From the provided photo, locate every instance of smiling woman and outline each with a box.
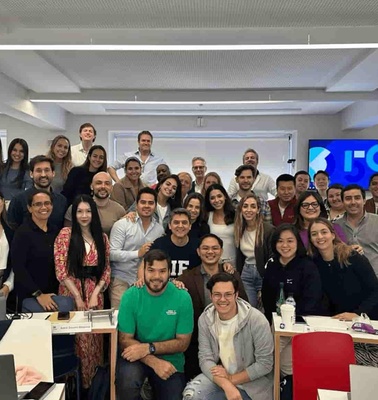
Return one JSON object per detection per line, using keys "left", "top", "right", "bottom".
{"left": 62, "top": 145, "right": 108, "bottom": 205}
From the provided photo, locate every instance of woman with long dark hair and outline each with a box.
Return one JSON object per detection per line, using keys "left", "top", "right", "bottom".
{"left": 47, "top": 135, "right": 73, "bottom": 194}
{"left": 294, "top": 190, "right": 346, "bottom": 248}
{"left": 0, "top": 138, "right": 32, "bottom": 201}
{"left": 54, "top": 194, "right": 110, "bottom": 389}
{"left": 205, "top": 183, "right": 236, "bottom": 265}
{"left": 234, "top": 192, "right": 274, "bottom": 307}
{"left": 183, "top": 192, "right": 210, "bottom": 239}
{"left": 62, "top": 145, "right": 107, "bottom": 205}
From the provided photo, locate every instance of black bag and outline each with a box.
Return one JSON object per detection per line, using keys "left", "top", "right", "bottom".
{"left": 88, "top": 364, "right": 110, "bottom": 400}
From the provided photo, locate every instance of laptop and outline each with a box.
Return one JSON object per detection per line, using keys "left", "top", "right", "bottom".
{"left": 350, "top": 364, "right": 378, "bottom": 400}
{"left": 0, "top": 295, "right": 7, "bottom": 321}
{"left": 0, "top": 354, "right": 27, "bottom": 400}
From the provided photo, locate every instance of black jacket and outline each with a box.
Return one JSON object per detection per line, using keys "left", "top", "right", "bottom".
{"left": 314, "top": 252, "right": 378, "bottom": 320}
{"left": 262, "top": 255, "right": 323, "bottom": 323}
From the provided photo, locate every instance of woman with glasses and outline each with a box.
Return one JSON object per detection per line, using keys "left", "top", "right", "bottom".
{"left": 11, "top": 190, "right": 59, "bottom": 311}
{"left": 0, "top": 138, "right": 32, "bottom": 202}
{"left": 234, "top": 193, "right": 274, "bottom": 307}
{"left": 205, "top": 184, "right": 236, "bottom": 266}
{"left": 111, "top": 156, "right": 144, "bottom": 211}
{"left": 326, "top": 184, "right": 346, "bottom": 222}
{"left": 0, "top": 191, "right": 14, "bottom": 299}
{"left": 294, "top": 190, "right": 346, "bottom": 248}
{"left": 62, "top": 145, "right": 108, "bottom": 206}
{"left": 54, "top": 194, "right": 110, "bottom": 390}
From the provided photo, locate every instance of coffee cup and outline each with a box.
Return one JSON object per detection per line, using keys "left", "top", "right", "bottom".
{"left": 280, "top": 304, "right": 295, "bottom": 329}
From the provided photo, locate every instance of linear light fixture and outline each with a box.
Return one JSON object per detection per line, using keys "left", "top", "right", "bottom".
{"left": 29, "top": 99, "right": 293, "bottom": 104}
{"left": 1, "top": 43, "right": 378, "bottom": 51}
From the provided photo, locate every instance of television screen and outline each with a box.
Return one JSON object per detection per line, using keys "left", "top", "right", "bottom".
{"left": 308, "top": 139, "right": 378, "bottom": 189}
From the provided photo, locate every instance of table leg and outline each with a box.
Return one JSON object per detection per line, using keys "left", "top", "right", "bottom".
{"left": 274, "top": 332, "right": 281, "bottom": 400}
{"left": 109, "top": 330, "right": 117, "bottom": 400}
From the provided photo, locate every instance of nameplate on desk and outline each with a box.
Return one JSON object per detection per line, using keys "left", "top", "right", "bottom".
{"left": 51, "top": 321, "right": 92, "bottom": 333}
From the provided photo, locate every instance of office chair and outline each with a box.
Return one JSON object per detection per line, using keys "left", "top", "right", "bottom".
{"left": 292, "top": 331, "right": 356, "bottom": 400}
{"left": 22, "top": 295, "right": 81, "bottom": 400}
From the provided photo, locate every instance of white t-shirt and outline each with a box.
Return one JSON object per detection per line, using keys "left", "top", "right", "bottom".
{"left": 216, "top": 312, "right": 238, "bottom": 374}
{"left": 240, "top": 229, "right": 256, "bottom": 264}
{"left": 208, "top": 212, "right": 236, "bottom": 264}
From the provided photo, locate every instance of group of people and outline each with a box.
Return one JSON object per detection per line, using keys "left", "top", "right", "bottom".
{"left": 0, "top": 125, "right": 378, "bottom": 400}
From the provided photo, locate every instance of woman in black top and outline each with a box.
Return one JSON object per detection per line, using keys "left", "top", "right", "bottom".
{"left": 62, "top": 145, "right": 107, "bottom": 205}
{"left": 183, "top": 193, "right": 210, "bottom": 240}
{"left": 12, "top": 189, "right": 59, "bottom": 311}
{"left": 262, "top": 223, "right": 322, "bottom": 324}
{"left": 308, "top": 217, "right": 378, "bottom": 320}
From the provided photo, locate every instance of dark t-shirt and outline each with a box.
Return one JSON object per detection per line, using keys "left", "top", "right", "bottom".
{"left": 150, "top": 235, "right": 201, "bottom": 277}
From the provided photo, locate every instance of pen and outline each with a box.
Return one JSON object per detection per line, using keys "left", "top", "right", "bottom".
{"left": 45, "top": 314, "right": 51, "bottom": 320}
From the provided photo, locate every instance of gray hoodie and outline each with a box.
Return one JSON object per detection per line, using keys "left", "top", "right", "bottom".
{"left": 198, "top": 298, "right": 274, "bottom": 400}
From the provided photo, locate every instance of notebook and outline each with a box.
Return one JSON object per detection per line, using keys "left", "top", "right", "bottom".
{"left": 350, "top": 364, "right": 378, "bottom": 400}
{"left": 0, "top": 354, "right": 27, "bottom": 400}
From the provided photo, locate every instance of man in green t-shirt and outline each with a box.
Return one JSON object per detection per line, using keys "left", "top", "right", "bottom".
{"left": 117, "top": 249, "right": 194, "bottom": 400}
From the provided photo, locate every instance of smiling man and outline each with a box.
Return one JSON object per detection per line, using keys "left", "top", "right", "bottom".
{"left": 117, "top": 249, "right": 193, "bottom": 400}
{"left": 109, "top": 187, "right": 164, "bottom": 308}
{"left": 109, "top": 131, "right": 166, "bottom": 187}
{"left": 8, "top": 155, "right": 67, "bottom": 230}
{"left": 71, "top": 122, "right": 96, "bottom": 166}
{"left": 183, "top": 272, "right": 274, "bottom": 400}
{"left": 336, "top": 184, "right": 378, "bottom": 276}
{"left": 294, "top": 170, "right": 310, "bottom": 199}
{"left": 177, "top": 234, "right": 248, "bottom": 380}
{"left": 64, "top": 172, "right": 126, "bottom": 236}
{"left": 149, "top": 208, "right": 201, "bottom": 277}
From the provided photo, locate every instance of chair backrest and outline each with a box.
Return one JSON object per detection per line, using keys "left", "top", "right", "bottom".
{"left": 22, "top": 295, "right": 75, "bottom": 313}
{"left": 292, "top": 332, "right": 356, "bottom": 400}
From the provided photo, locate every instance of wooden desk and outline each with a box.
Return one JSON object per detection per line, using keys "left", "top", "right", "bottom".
{"left": 272, "top": 314, "right": 378, "bottom": 400}
{"left": 32, "top": 311, "right": 118, "bottom": 400}
{"left": 317, "top": 389, "right": 349, "bottom": 400}
{"left": 20, "top": 383, "right": 65, "bottom": 400}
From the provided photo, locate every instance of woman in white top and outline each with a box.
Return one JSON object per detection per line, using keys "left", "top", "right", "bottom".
{"left": 155, "top": 174, "right": 182, "bottom": 229}
{"left": 234, "top": 193, "right": 274, "bottom": 307}
{"left": 0, "top": 191, "right": 14, "bottom": 298}
{"left": 47, "top": 135, "right": 73, "bottom": 194}
{"left": 205, "top": 184, "right": 236, "bottom": 265}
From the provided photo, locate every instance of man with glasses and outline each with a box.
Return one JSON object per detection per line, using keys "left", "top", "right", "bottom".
{"left": 182, "top": 272, "right": 274, "bottom": 400}
{"left": 177, "top": 234, "right": 247, "bottom": 380}
{"left": 108, "top": 131, "right": 166, "bottom": 187}
{"left": 8, "top": 155, "right": 67, "bottom": 229}
{"left": 189, "top": 157, "right": 207, "bottom": 194}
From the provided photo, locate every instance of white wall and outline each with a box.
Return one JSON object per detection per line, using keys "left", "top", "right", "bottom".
{"left": 0, "top": 113, "right": 348, "bottom": 178}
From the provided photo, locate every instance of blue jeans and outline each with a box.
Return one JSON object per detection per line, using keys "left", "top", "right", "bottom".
{"left": 241, "top": 263, "right": 262, "bottom": 308}
{"left": 116, "top": 356, "right": 186, "bottom": 400}
{"left": 182, "top": 373, "right": 252, "bottom": 400}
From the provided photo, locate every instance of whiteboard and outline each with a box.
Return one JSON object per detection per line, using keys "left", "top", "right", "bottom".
{"left": 110, "top": 131, "right": 292, "bottom": 186}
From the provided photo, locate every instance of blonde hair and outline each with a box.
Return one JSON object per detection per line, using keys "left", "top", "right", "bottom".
{"left": 307, "top": 218, "right": 352, "bottom": 267}
{"left": 234, "top": 193, "right": 264, "bottom": 248}
{"left": 47, "top": 135, "right": 73, "bottom": 181}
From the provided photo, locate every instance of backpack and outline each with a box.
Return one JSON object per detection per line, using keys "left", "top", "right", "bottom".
{"left": 88, "top": 364, "right": 110, "bottom": 400}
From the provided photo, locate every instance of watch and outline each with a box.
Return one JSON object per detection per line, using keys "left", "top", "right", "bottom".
{"left": 149, "top": 343, "right": 156, "bottom": 355}
{"left": 32, "top": 290, "right": 43, "bottom": 298}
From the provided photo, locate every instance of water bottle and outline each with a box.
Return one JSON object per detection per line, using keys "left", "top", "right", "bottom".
{"left": 276, "top": 282, "right": 285, "bottom": 316}
{"left": 285, "top": 293, "right": 296, "bottom": 322}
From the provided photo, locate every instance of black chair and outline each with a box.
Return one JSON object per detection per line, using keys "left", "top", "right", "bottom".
{"left": 22, "top": 296, "right": 81, "bottom": 400}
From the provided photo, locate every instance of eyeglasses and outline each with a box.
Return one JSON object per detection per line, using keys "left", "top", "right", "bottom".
{"left": 192, "top": 166, "right": 205, "bottom": 170}
{"left": 212, "top": 292, "right": 235, "bottom": 300}
{"left": 32, "top": 201, "right": 52, "bottom": 208}
{"left": 301, "top": 202, "right": 319, "bottom": 209}
{"left": 200, "top": 246, "right": 221, "bottom": 252}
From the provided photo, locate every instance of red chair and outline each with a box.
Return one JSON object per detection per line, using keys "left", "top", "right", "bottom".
{"left": 292, "top": 332, "right": 356, "bottom": 400}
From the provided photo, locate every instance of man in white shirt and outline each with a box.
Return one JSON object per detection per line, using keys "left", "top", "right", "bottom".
{"left": 182, "top": 272, "right": 274, "bottom": 400}
{"left": 228, "top": 148, "right": 276, "bottom": 201}
{"left": 108, "top": 131, "right": 166, "bottom": 187}
{"left": 109, "top": 187, "right": 164, "bottom": 308}
{"left": 189, "top": 157, "right": 207, "bottom": 193}
{"left": 70, "top": 123, "right": 96, "bottom": 166}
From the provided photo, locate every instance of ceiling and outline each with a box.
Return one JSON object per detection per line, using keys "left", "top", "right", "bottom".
{"left": 0, "top": 0, "right": 378, "bottom": 130}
